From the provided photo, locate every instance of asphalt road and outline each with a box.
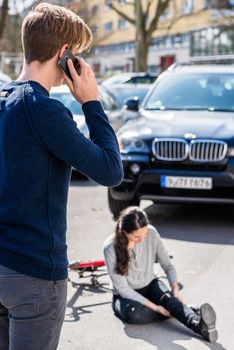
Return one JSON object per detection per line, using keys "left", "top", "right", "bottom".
{"left": 58, "top": 177, "right": 234, "bottom": 350}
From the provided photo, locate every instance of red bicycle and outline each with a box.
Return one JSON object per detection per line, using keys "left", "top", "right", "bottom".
{"left": 68, "top": 259, "right": 107, "bottom": 287}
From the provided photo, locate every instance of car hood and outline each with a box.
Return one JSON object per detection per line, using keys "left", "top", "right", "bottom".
{"left": 118, "top": 109, "right": 234, "bottom": 140}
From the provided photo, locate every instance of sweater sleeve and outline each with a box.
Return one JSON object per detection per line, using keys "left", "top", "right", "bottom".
{"left": 103, "top": 242, "right": 148, "bottom": 305}
{"left": 24, "top": 93, "right": 123, "bottom": 187}
{"left": 153, "top": 227, "right": 178, "bottom": 286}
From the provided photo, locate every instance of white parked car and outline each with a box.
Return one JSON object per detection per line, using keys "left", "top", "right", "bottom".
{"left": 0, "top": 72, "right": 11, "bottom": 86}
{"left": 50, "top": 85, "right": 123, "bottom": 138}
{"left": 50, "top": 85, "right": 88, "bottom": 137}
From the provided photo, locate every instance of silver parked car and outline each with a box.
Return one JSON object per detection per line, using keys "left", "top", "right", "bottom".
{"left": 101, "top": 72, "right": 157, "bottom": 86}
{"left": 50, "top": 84, "right": 123, "bottom": 138}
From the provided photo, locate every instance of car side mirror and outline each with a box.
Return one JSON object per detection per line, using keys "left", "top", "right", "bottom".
{"left": 124, "top": 97, "right": 139, "bottom": 112}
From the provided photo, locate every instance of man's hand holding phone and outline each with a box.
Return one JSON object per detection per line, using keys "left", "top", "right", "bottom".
{"left": 58, "top": 49, "right": 81, "bottom": 80}
{"left": 62, "top": 55, "right": 100, "bottom": 105}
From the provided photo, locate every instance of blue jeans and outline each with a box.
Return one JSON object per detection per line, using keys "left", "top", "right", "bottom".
{"left": 113, "top": 278, "right": 195, "bottom": 325}
{"left": 0, "top": 264, "right": 67, "bottom": 350}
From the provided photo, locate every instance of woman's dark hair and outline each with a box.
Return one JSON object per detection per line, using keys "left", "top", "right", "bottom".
{"left": 114, "top": 207, "right": 149, "bottom": 275}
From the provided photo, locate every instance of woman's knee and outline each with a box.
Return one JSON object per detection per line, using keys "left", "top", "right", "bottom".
{"left": 125, "top": 303, "right": 145, "bottom": 324}
{"left": 113, "top": 298, "right": 144, "bottom": 324}
{"left": 125, "top": 303, "right": 162, "bottom": 324}
{"left": 113, "top": 296, "right": 160, "bottom": 324}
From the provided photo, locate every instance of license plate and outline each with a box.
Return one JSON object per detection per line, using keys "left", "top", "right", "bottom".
{"left": 160, "top": 176, "right": 212, "bottom": 190}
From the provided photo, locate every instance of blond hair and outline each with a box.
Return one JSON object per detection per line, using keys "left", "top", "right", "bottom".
{"left": 22, "top": 2, "right": 92, "bottom": 63}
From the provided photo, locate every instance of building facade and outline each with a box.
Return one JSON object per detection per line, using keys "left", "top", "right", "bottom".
{"left": 80, "top": 0, "right": 234, "bottom": 75}
{"left": 2, "top": 0, "right": 234, "bottom": 78}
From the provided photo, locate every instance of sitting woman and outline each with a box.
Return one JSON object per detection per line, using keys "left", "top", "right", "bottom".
{"left": 103, "top": 207, "right": 218, "bottom": 343}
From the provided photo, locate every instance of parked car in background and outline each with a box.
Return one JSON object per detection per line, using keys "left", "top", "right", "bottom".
{"left": 106, "top": 83, "right": 151, "bottom": 107}
{"left": 108, "top": 64, "right": 234, "bottom": 217}
{"left": 105, "top": 83, "right": 152, "bottom": 124}
{"left": 50, "top": 84, "right": 123, "bottom": 177}
{"left": 50, "top": 84, "right": 123, "bottom": 138}
{"left": 101, "top": 72, "right": 157, "bottom": 86}
{"left": 50, "top": 83, "right": 152, "bottom": 135}
{"left": 0, "top": 72, "right": 11, "bottom": 86}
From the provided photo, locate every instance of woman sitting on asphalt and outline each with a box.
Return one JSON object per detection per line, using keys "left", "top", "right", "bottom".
{"left": 103, "top": 207, "right": 218, "bottom": 343}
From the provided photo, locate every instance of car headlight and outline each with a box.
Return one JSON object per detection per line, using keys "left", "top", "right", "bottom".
{"left": 228, "top": 147, "right": 234, "bottom": 156}
{"left": 118, "top": 137, "right": 148, "bottom": 153}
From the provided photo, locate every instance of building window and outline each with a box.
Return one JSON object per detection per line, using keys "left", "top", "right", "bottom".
{"left": 104, "top": 3, "right": 110, "bottom": 11}
{"left": 91, "top": 4, "right": 98, "bottom": 16}
{"left": 160, "top": 7, "right": 170, "bottom": 20}
{"left": 104, "top": 21, "right": 113, "bottom": 32}
{"left": 182, "top": 0, "right": 194, "bottom": 14}
{"left": 212, "top": 28, "right": 220, "bottom": 54}
{"left": 172, "top": 34, "right": 182, "bottom": 46}
{"left": 119, "top": 0, "right": 127, "bottom": 5}
{"left": 118, "top": 19, "right": 128, "bottom": 29}
{"left": 204, "top": 0, "right": 234, "bottom": 8}
{"left": 191, "top": 26, "right": 234, "bottom": 57}
{"left": 203, "top": 0, "right": 216, "bottom": 8}
{"left": 182, "top": 33, "right": 190, "bottom": 46}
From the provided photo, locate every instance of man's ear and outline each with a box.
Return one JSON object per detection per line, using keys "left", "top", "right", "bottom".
{"left": 58, "top": 44, "right": 69, "bottom": 59}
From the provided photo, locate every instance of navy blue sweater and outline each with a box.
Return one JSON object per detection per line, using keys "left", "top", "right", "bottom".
{"left": 0, "top": 80, "right": 123, "bottom": 280}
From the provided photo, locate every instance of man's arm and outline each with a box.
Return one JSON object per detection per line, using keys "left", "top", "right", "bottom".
{"left": 25, "top": 95, "right": 123, "bottom": 187}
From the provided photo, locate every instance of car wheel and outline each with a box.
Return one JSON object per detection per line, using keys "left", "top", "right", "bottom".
{"left": 108, "top": 188, "right": 139, "bottom": 218}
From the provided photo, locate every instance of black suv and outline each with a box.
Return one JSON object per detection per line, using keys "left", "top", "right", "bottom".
{"left": 108, "top": 64, "right": 234, "bottom": 217}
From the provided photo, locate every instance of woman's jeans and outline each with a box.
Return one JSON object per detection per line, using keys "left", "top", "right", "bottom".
{"left": 112, "top": 278, "right": 196, "bottom": 326}
{"left": 0, "top": 264, "right": 67, "bottom": 350}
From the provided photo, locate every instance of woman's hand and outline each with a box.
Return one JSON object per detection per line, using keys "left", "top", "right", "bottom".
{"left": 144, "top": 300, "right": 171, "bottom": 317}
{"left": 156, "top": 305, "right": 171, "bottom": 317}
{"left": 171, "top": 281, "right": 183, "bottom": 302}
{"left": 172, "top": 289, "right": 183, "bottom": 302}
{"left": 64, "top": 57, "right": 100, "bottom": 105}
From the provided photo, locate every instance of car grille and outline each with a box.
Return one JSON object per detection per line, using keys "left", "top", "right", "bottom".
{"left": 152, "top": 138, "right": 188, "bottom": 161}
{"left": 152, "top": 138, "right": 227, "bottom": 162}
{"left": 189, "top": 140, "right": 227, "bottom": 162}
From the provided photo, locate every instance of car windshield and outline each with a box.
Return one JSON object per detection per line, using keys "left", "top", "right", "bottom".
{"left": 100, "top": 88, "right": 119, "bottom": 110}
{"left": 50, "top": 92, "right": 83, "bottom": 115}
{"left": 102, "top": 75, "right": 131, "bottom": 85}
{"left": 128, "top": 76, "right": 156, "bottom": 84}
{"left": 145, "top": 73, "right": 234, "bottom": 112}
{"left": 109, "top": 86, "right": 149, "bottom": 106}
{"left": 103, "top": 74, "right": 156, "bottom": 85}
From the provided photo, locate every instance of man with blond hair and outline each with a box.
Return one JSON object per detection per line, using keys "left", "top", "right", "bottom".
{"left": 0, "top": 3, "right": 123, "bottom": 349}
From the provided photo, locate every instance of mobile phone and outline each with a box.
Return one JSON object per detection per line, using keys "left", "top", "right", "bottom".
{"left": 58, "top": 49, "right": 81, "bottom": 81}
